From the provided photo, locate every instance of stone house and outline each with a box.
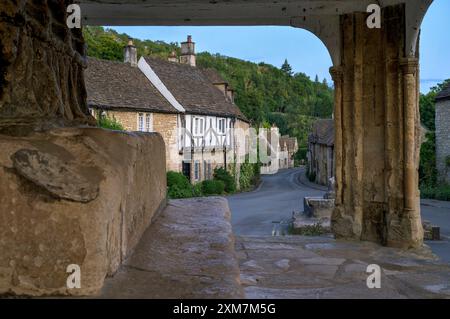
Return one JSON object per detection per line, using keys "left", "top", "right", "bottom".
{"left": 307, "top": 119, "right": 335, "bottom": 185}
{"left": 85, "top": 36, "right": 250, "bottom": 184}
{"left": 260, "top": 126, "right": 298, "bottom": 174}
{"left": 435, "top": 82, "right": 450, "bottom": 184}
{"left": 279, "top": 135, "right": 298, "bottom": 169}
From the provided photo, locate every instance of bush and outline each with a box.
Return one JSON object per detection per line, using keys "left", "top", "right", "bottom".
{"left": 421, "top": 184, "right": 450, "bottom": 201}
{"left": 419, "top": 132, "right": 437, "bottom": 188}
{"left": 167, "top": 171, "right": 193, "bottom": 199}
{"left": 192, "top": 182, "right": 203, "bottom": 197}
{"left": 307, "top": 169, "right": 316, "bottom": 183}
{"left": 98, "top": 116, "right": 124, "bottom": 130}
{"left": 239, "top": 162, "right": 260, "bottom": 191}
{"left": 167, "top": 171, "right": 190, "bottom": 189}
{"left": 202, "top": 180, "right": 225, "bottom": 195}
{"left": 168, "top": 184, "right": 193, "bottom": 199}
{"left": 213, "top": 167, "right": 236, "bottom": 193}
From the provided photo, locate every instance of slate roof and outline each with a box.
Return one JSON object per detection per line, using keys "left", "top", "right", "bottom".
{"left": 309, "top": 119, "right": 334, "bottom": 147}
{"left": 143, "top": 56, "right": 247, "bottom": 121}
{"left": 85, "top": 58, "right": 178, "bottom": 113}
{"left": 200, "top": 68, "right": 228, "bottom": 85}
{"left": 436, "top": 82, "right": 450, "bottom": 102}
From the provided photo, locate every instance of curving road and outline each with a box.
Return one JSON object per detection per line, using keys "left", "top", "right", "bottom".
{"left": 228, "top": 167, "right": 325, "bottom": 236}
{"left": 229, "top": 167, "right": 450, "bottom": 263}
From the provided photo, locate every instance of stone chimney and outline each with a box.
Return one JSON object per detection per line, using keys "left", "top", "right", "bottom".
{"left": 180, "top": 35, "right": 196, "bottom": 67}
{"left": 168, "top": 50, "right": 178, "bottom": 63}
{"left": 124, "top": 38, "right": 137, "bottom": 67}
{"left": 226, "top": 87, "right": 235, "bottom": 103}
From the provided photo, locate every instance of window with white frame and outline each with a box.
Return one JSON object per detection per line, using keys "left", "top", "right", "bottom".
{"left": 218, "top": 118, "right": 226, "bottom": 134}
{"left": 138, "top": 113, "right": 144, "bottom": 131}
{"left": 145, "top": 113, "right": 152, "bottom": 132}
{"left": 138, "top": 113, "right": 152, "bottom": 132}
{"left": 194, "top": 117, "right": 204, "bottom": 136}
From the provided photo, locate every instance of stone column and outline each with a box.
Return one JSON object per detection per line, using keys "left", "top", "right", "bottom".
{"left": 384, "top": 57, "right": 424, "bottom": 248}
{"left": 330, "top": 66, "right": 343, "bottom": 206}
{"left": 332, "top": 4, "right": 423, "bottom": 248}
{"left": 401, "top": 58, "right": 419, "bottom": 211}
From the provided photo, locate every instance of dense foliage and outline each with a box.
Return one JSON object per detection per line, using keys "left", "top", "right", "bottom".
{"left": 201, "top": 180, "right": 225, "bottom": 195}
{"left": 98, "top": 116, "right": 125, "bottom": 131}
{"left": 167, "top": 171, "right": 193, "bottom": 199}
{"left": 213, "top": 167, "right": 236, "bottom": 193}
{"left": 239, "top": 162, "right": 260, "bottom": 191}
{"left": 83, "top": 26, "right": 334, "bottom": 157}
{"left": 419, "top": 79, "right": 450, "bottom": 200}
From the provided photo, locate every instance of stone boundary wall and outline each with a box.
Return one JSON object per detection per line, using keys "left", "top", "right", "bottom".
{"left": 0, "top": 128, "right": 167, "bottom": 296}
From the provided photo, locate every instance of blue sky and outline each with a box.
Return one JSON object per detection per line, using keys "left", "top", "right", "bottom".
{"left": 109, "top": 0, "right": 449, "bottom": 93}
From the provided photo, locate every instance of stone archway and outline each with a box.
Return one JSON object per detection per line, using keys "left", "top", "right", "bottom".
{"left": 80, "top": 0, "right": 433, "bottom": 248}
{"left": 0, "top": 0, "right": 435, "bottom": 296}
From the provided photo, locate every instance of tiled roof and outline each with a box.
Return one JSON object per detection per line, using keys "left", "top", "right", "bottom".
{"left": 436, "top": 82, "right": 450, "bottom": 101}
{"left": 85, "top": 58, "right": 178, "bottom": 113}
{"left": 309, "top": 119, "right": 334, "bottom": 146}
{"left": 143, "top": 56, "right": 247, "bottom": 121}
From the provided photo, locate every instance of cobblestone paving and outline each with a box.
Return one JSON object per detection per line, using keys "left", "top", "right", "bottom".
{"left": 236, "top": 235, "right": 450, "bottom": 299}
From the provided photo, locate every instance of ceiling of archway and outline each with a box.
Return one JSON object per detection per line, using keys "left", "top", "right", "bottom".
{"left": 77, "top": 0, "right": 432, "bottom": 64}
{"left": 79, "top": 0, "right": 419, "bottom": 26}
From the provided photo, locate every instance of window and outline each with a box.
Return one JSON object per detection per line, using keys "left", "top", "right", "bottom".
{"left": 194, "top": 117, "right": 204, "bottom": 136}
{"left": 138, "top": 113, "right": 144, "bottom": 131}
{"left": 218, "top": 118, "right": 226, "bottom": 134}
{"left": 138, "top": 113, "right": 152, "bottom": 132}
{"left": 194, "top": 161, "right": 200, "bottom": 180}
{"left": 145, "top": 114, "right": 152, "bottom": 132}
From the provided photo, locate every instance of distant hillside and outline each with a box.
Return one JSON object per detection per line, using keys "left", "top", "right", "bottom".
{"left": 83, "top": 26, "right": 334, "bottom": 151}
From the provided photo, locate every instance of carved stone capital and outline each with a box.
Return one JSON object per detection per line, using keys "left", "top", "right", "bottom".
{"left": 329, "top": 66, "right": 344, "bottom": 82}
{"left": 400, "top": 58, "right": 419, "bottom": 75}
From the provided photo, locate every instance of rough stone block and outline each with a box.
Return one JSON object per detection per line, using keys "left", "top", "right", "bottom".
{"left": 303, "top": 197, "right": 335, "bottom": 219}
{"left": 0, "top": 127, "right": 167, "bottom": 296}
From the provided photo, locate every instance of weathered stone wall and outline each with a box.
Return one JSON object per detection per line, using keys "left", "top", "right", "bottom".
{"left": 436, "top": 99, "right": 450, "bottom": 184}
{"left": 105, "top": 110, "right": 139, "bottom": 132}
{"left": 309, "top": 142, "right": 334, "bottom": 186}
{"left": 153, "top": 113, "right": 180, "bottom": 172}
{"left": 0, "top": 127, "right": 167, "bottom": 296}
{"left": 0, "top": 0, "right": 95, "bottom": 132}
{"left": 331, "top": 4, "right": 423, "bottom": 248}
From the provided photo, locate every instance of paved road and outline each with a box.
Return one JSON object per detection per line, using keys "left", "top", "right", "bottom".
{"left": 228, "top": 167, "right": 450, "bottom": 263}
{"left": 228, "top": 168, "right": 325, "bottom": 236}
{"left": 421, "top": 200, "right": 450, "bottom": 263}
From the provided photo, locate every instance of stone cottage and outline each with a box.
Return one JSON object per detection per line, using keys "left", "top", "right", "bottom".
{"left": 435, "top": 82, "right": 450, "bottom": 184}
{"left": 279, "top": 135, "right": 298, "bottom": 169}
{"left": 85, "top": 36, "right": 250, "bottom": 184}
{"left": 307, "top": 119, "right": 335, "bottom": 185}
{"left": 260, "top": 125, "right": 298, "bottom": 174}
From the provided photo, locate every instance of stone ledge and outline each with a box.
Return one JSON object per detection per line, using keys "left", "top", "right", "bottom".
{"left": 0, "top": 127, "right": 167, "bottom": 296}
{"left": 100, "top": 197, "right": 244, "bottom": 299}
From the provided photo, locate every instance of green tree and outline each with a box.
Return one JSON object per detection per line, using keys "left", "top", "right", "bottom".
{"left": 281, "top": 59, "right": 293, "bottom": 76}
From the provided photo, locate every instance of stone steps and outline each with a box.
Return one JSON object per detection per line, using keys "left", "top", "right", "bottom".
{"left": 100, "top": 197, "right": 244, "bottom": 298}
